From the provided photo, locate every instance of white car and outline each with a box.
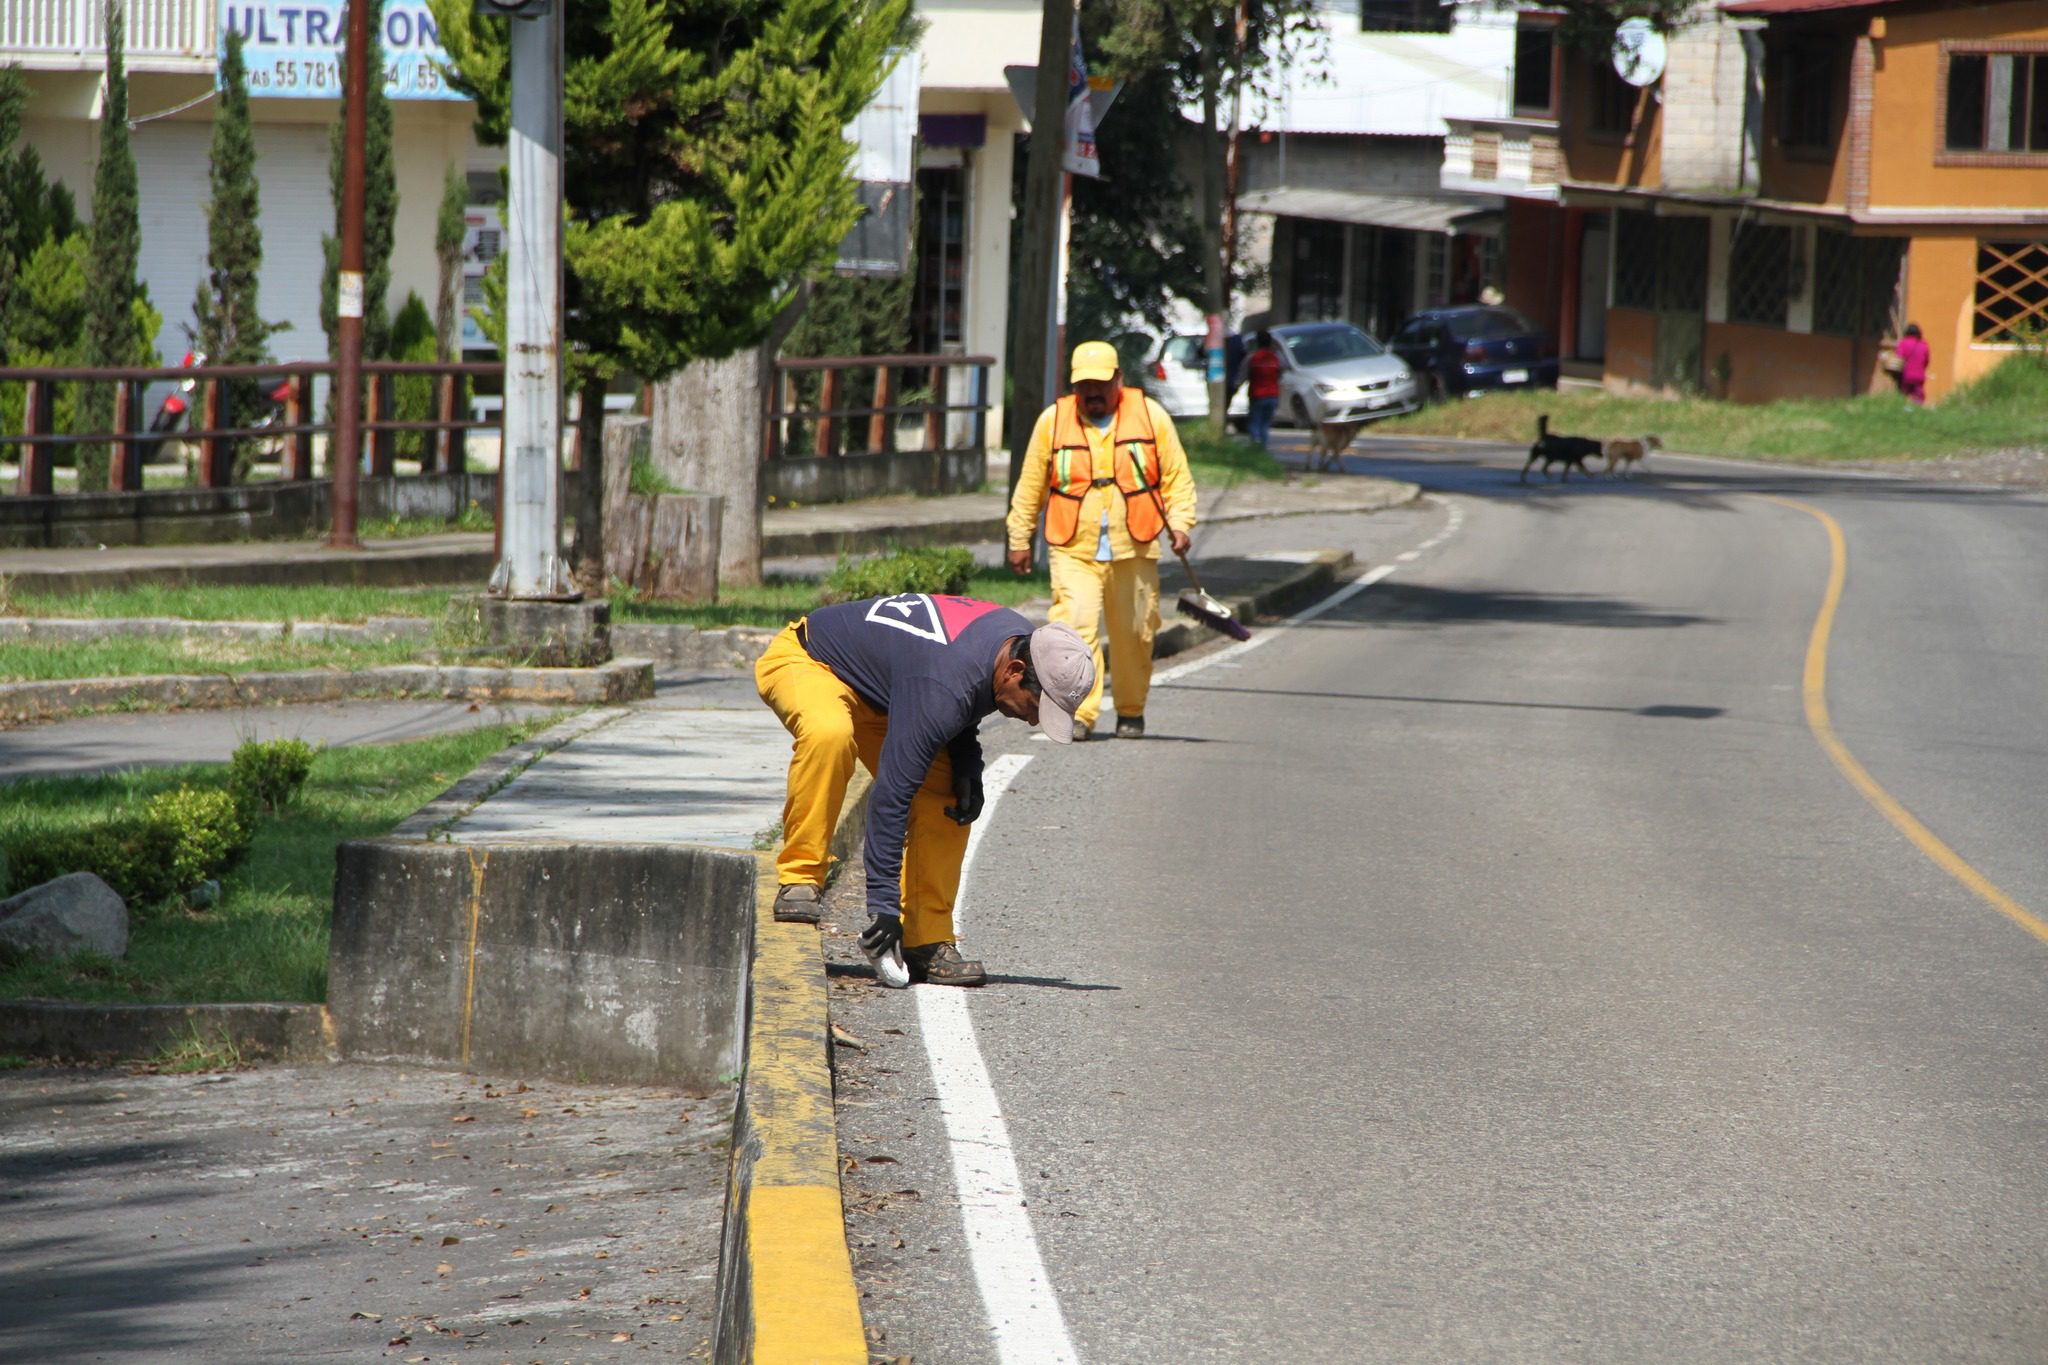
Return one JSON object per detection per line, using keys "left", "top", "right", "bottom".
{"left": 1227, "top": 322, "right": 1419, "bottom": 428}
{"left": 1136, "top": 334, "right": 1213, "bottom": 419}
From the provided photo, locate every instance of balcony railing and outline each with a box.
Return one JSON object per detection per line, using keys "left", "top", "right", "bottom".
{"left": 0, "top": 0, "right": 216, "bottom": 69}
{"left": 1443, "top": 117, "right": 1562, "bottom": 200}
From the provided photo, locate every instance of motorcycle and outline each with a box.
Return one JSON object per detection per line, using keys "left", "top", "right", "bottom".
{"left": 145, "top": 349, "right": 204, "bottom": 462}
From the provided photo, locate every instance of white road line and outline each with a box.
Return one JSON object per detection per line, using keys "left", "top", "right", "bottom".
{"left": 1155, "top": 496, "right": 1465, "bottom": 687}
{"left": 917, "top": 752, "right": 1080, "bottom": 1365}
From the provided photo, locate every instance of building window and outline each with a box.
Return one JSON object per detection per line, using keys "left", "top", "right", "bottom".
{"left": 1727, "top": 223, "right": 1790, "bottom": 328}
{"left": 1589, "top": 59, "right": 1640, "bottom": 138}
{"left": 1813, "top": 230, "right": 1906, "bottom": 338}
{"left": 1945, "top": 50, "right": 2048, "bottom": 153}
{"left": 1775, "top": 36, "right": 1843, "bottom": 152}
{"left": 1514, "top": 23, "right": 1558, "bottom": 118}
{"left": 1973, "top": 240, "right": 2048, "bottom": 343}
{"left": 1360, "top": 0, "right": 1452, "bottom": 34}
{"left": 911, "top": 166, "right": 966, "bottom": 353}
{"left": 1291, "top": 219, "right": 1346, "bottom": 322}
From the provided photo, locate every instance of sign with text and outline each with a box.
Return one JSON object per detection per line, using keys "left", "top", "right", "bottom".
{"left": 221, "top": 2, "right": 463, "bottom": 100}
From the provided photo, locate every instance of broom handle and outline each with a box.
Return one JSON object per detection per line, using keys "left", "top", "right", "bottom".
{"left": 1144, "top": 486, "right": 1205, "bottom": 594}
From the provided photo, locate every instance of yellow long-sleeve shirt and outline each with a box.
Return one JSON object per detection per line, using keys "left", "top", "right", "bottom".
{"left": 1005, "top": 393, "right": 1198, "bottom": 560}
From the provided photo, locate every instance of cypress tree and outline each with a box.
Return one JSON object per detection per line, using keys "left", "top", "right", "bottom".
{"left": 322, "top": 2, "right": 397, "bottom": 361}
{"left": 193, "top": 28, "right": 279, "bottom": 477}
{"left": 433, "top": 164, "right": 465, "bottom": 361}
{"left": 77, "top": 0, "right": 144, "bottom": 489}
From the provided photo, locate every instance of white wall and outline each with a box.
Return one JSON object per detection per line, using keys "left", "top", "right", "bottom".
{"left": 915, "top": 0, "right": 1043, "bottom": 92}
{"left": 1248, "top": 0, "right": 1514, "bottom": 137}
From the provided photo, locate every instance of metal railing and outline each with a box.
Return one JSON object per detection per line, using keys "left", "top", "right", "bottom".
{"left": 0, "top": 0, "right": 215, "bottom": 66}
{"left": 0, "top": 360, "right": 501, "bottom": 495}
{"left": 769, "top": 354, "right": 993, "bottom": 461}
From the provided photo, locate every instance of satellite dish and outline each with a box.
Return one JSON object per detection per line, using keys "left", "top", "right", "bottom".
{"left": 1612, "top": 18, "right": 1668, "bottom": 87}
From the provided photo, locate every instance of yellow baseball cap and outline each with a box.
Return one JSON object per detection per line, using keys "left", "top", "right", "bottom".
{"left": 1069, "top": 340, "right": 1121, "bottom": 384}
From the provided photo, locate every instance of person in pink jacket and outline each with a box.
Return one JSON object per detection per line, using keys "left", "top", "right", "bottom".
{"left": 1896, "top": 323, "right": 1931, "bottom": 405}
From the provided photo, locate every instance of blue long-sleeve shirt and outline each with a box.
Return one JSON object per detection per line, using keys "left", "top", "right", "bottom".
{"left": 800, "top": 593, "right": 1034, "bottom": 919}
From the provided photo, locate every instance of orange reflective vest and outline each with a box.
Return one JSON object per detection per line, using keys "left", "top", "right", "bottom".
{"left": 1043, "top": 388, "right": 1166, "bottom": 548}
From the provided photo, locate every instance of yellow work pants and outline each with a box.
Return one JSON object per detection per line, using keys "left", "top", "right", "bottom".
{"left": 1049, "top": 553, "right": 1161, "bottom": 728}
{"left": 754, "top": 624, "right": 969, "bottom": 950}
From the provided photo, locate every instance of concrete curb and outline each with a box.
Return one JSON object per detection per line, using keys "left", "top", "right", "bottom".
{"left": 0, "top": 543, "right": 496, "bottom": 596}
{"left": 0, "top": 999, "right": 333, "bottom": 1064}
{"left": 0, "top": 656, "right": 655, "bottom": 725}
{"left": 0, "top": 615, "right": 435, "bottom": 644}
{"left": 764, "top": 514, "right": 1008, "bottom": 561}
{"left": 714, "top": 768, "right": 874, "bottom": 1365}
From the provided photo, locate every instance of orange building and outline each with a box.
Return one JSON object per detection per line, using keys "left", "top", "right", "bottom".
{"left": 1460, "top": 0, "right": 2048, "bottom": 403}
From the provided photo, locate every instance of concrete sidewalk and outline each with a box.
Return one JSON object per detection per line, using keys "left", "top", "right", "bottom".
{"left": 0, "top": 467, "right": 1416, "bottom": 593}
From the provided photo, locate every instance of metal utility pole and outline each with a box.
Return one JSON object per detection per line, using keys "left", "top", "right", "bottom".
{"left": 494, "top": 0, "right": 570, "bottom": 599}
{"left": 329, "top": 0, "right": 368, "bottom": 549}
{"left": 1007, "top": 0, "right": 1075, "bottom": 495}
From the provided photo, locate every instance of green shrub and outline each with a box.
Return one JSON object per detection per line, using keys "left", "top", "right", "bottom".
{"left": 5, "top": 785, "right": 250, "bottom": 910}
{"left": 229, "top": 737, "right": 315, "bottom": 819}
{"left": 145, "top": 786, "right": 250, "bottom": 892}
{"left": 628, "top": 453, "right": 683, "bottom": 498}
{"left": 388, "top": 291, "right": 437, "bottom": 459}
{"left": 820, "top": 545, "right": 976, "bottom": 604}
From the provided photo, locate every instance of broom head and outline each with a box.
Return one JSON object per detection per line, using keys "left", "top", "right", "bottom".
{"left": 1177, "top": 588, "right": 1252, "bottom": 641}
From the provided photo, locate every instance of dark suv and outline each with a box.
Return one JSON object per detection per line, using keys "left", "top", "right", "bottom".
{"left": 1389, "top": 305, "right": 1559, "bottom": 401}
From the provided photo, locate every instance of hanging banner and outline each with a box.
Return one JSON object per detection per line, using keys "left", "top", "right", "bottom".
{"left": 221, "top": 2, "right": 464, "bottom": 101}
{"left": 1062, "top": 17, "right": 1099, "bottom": 179}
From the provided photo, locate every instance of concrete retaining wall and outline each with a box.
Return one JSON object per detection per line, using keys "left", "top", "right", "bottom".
{"left": 0, "top": 472, "right": 502, "bottom": 549}
{"left": 763, "top": 448, "right": 984, "bottom": 507}
{"left": 327, "top": 840, "right": 755, "bottom": 1090}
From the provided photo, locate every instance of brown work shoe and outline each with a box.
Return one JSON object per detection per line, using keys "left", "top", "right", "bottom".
{"left": 772, "top": 883, "right": 822, "bottom": 924}
{"left": 904, "top": 941, "right": 987, "bottom": 986}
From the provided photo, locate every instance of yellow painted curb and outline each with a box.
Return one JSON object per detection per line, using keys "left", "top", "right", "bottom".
{"left": 714, "top": 768, "right": 873, "bottom": 1365}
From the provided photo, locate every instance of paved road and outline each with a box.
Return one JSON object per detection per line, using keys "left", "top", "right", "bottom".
{"left": 828, "top": 441, "right": 2048, "bottom": 1362}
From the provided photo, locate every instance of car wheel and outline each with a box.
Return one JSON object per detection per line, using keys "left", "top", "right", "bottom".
{"left": 1425, "top": 373, "right": 1448, "bottom": 405}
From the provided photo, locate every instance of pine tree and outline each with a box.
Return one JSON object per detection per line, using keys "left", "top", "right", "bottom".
{"left": 322, "top": 3, "right": 397, "bottom": 361}
{"left": 75, "top": 0, "right": 146, "bottom": 488}
{"left": 433, "top": 164, "right": 466, "bottom": 361}
{"left": 432, "top": 0, "right": 912, "bottom": 589}
{"left": 193, "top": 28, "right": 279, "bottom": 479}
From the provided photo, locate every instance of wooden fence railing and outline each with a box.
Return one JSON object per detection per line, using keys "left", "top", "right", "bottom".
{"left": 0, "top": 360, "right": 501, "bottom": 495}
{"left": 768, "top": 354, "right": 993, "bottom": 462}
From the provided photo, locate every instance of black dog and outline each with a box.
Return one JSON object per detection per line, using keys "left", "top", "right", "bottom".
{"left": 1520, "top": 414, "right": 1604, "bottom": 483}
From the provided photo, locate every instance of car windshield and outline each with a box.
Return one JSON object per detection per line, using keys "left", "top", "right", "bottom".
{"left": 1446, "top": 308, "right": 1536, "bottom": 341}
{"left": 1281, "top": 325, "right": 1383, "bottom": 366}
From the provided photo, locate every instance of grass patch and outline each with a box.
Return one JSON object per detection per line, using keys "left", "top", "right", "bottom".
{"left": 1376, "top": 352, "right": 2048, "bottom": 462}
{"left": 1178, "top": 420, "right": 1287, "bottom": 488}
{"left": 613, "top": 562, "right": 1051, "bottom": 629}
{"left": 0, "top": 633, "right": 448, "bottom": 683}
{"left": 0, "top": 720, "right": 548, "bottom": 1004}
{"left": 356, "top": 500, "right": 495, "bottom": 540}
{"left": 2, "top": 582, "right": 455, "bottom": 623}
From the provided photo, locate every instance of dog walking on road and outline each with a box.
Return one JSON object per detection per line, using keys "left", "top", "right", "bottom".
{"left": 1521, "top": 414, "right": 1604, "bottom": 483}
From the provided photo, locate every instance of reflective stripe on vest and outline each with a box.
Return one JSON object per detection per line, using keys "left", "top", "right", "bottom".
{"left": 1044, "top": 389, "right": 1166, "bottom": 547}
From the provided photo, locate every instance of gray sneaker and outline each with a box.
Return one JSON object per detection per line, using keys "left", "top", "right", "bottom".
{"left": 1072, "top": 718, "right": 1093, "bottom": 742}
{"left": 772, "top": 883, "right": 822, "bottom": 924}
{"left": 905, "top": 941, "right": 987, "bottom": 987}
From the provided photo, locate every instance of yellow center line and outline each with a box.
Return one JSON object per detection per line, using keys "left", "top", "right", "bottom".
{"left": 1764, "top": 495, "right": 2048, "bottom": 946}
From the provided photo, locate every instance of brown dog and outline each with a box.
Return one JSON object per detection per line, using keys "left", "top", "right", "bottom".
{"left": 1307, "top": 420, "right": 1366, "bottom": 472}
{"left": 1602, "top": 434, "right": 1663, "bottom": 478}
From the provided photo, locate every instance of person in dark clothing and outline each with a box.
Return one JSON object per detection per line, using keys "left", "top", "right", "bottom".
{"left": 755, "top": 594, "right": 1095, "bottom": 986}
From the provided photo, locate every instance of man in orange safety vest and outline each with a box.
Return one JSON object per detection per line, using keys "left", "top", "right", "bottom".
{"left": 1006, "top": 340, "right": 1199, "bottom": 740}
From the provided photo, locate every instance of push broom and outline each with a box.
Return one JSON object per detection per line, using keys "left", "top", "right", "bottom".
{"left": 1149, "top": 489, "right": 1251, "bottom": 641}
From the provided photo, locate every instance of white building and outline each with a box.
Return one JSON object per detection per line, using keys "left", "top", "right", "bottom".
{"left": 3, "top": 0, "right": 487, "bottom": 375}
{"left": 1234, "top": 0, "right": 1517, "bottom": 337}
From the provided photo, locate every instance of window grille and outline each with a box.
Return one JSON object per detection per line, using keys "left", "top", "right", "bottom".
{"left": 1727, "top": 222, "right": 1789, "bottom": 328}
{"left": 1973, "top": 240, "right": 2048, "bottom": 343}
{"left": 1657, "top": 216, "right": 1708, "bottom": 313}
{"left": 1612, "top": 210, "right": 1658, "bottom": 310}
{"left": 1814, "top": 231, "right": 1905, "bottom": 337}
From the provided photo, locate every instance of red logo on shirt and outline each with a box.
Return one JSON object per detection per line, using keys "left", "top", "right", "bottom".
{"left": 864, "top": 593, "right": 1002, "bottom": 644}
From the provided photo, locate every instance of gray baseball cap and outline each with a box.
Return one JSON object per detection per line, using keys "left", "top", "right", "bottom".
{"left": 1028, "top": 621, "right": 1095, "bottom": 743}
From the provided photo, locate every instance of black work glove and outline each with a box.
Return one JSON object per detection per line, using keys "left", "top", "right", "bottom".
{"left": 945, "top": 762, "right": 985, "bottom": 826}
{"left": 858, "top": 912, "right": 903, "bottom": 959}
